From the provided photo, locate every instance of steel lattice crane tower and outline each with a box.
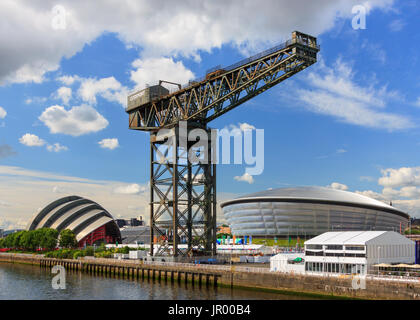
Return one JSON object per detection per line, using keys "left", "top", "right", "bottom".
{"left": 126, "top": 31, "right": 319, "bottom": 259}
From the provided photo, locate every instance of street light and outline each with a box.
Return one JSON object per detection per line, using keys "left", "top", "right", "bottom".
{"left": 377, "top": 246, "right": 381, "bottom": 276}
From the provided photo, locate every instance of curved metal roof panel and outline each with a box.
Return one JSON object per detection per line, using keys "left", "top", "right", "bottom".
{"left": 75, "top": 216, "right": 114, "bottom": 242}
{"left": 221, "top": 186, "right": 408, "bottom": 217}
{"left": 27, "top": 196, "right": 119, "bottom": 243}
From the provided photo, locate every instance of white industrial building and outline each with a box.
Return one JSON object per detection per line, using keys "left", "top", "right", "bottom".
{"left": 303, "top": 231, "right": 415, "bottom": 275}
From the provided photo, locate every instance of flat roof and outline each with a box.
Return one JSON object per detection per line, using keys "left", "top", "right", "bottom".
{"left": 305, "top": 231, "right": 387, "bottom": 245}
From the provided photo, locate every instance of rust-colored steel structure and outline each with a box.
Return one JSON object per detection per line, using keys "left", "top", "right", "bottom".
{"left": 126, "top": 31, "right": 319, "bottom": 258}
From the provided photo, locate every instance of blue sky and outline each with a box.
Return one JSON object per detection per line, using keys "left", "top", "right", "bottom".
{"left": 1, "top": 0, "right": 420, "bottom": 229}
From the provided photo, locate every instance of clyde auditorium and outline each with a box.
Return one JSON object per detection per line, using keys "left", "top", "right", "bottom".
{"left": 221, "top": 186, "right": 410, "bottom": 238}
{"left": 27, "top": 196, "right": 121, "bottom": 247}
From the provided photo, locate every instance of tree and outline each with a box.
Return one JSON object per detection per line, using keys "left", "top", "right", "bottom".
{"left": 39, "top": 228, "right": 59, "bottom": 250}
{"left": 59, "top": 229, "right": 78, "bottom": 248}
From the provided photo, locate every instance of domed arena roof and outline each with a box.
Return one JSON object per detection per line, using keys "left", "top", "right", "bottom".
{"left": 221, "top": 186, "right": 408, "bottom": 218}
{"left": 27, "top": 195, "right": 120, "bottom": 242}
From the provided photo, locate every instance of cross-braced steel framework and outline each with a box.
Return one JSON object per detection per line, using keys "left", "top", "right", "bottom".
{"left": 150, "top": 124, "right": 216, "bottom": 257}
{"left": 126, "top": 31, "right": 319, "bottom": 257}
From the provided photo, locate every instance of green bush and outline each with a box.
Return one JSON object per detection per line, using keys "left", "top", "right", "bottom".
{"left": 84, "top": 246, "right": 94, "bottom": 256}
{"left": 115, "top": 246, "right": 129, "bottom": 254}
{"left": 73, "top": 250, "right": 84, "bottom": 259}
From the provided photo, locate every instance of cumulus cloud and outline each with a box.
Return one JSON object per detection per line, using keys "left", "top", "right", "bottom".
{"left": 56, "top": 75, "right": 81, "bottom": 86}
{"left": 221, "top": 122, "right": 257, "bottom": 136}
{"left": 46, "top": 143, "right": 68, "bottom": 152}
{"left": 114, "top": 183, "right": 146, "bottom": 195}
{"left": 356, "top": 166, "right": 420, "bottom": 217}
{"left": 56, "top": 86, "right": 72, "bottom": 104}
{"left": 327, "top": 182, "right": 348, "bottom": 191}
{"left": 239, "top": 123, "right": 256, "bottom": 131}
{"left": 98, "top": 138, "right": 119, "bottom": 150}
{"left": 39, "top": 104, "right": 109, "bottom": 136}
{"left": 0, "top": 0, "right": 394, "bottom": 85}
{"left": 19, "top": 133, "right": 46, "bottom": 147}
{"left": 288, "top": 59, "right": 413, "bottom": 131}
{"left": 0, "top": 106, "right": 6, "bottom": 119}
{"left": 130, "top": 57, "right": 195, "bottom": 91}
{"left": 378, "top": 167, "right": 420, "bottom": 188}
{"left": 234, "top": 172, "right": 254, "bottom": 184}
{"left": 78, "top": 77, "right": 127, "bottom": 107}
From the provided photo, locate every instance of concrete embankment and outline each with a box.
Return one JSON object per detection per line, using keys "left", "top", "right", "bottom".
{"left": 1, "top": 252, "right": 420, "bottom": 299}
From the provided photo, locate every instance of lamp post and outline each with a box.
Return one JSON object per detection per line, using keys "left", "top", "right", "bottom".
{"left": 377, "top": 246, "right": 381, "bottom": 276}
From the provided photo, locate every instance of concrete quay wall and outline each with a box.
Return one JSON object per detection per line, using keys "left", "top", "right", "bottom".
{"left": 1, "top": 252, "right": 420, "bottom": 299}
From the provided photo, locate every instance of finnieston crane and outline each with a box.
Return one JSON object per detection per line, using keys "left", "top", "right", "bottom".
{"left": 126, "top": 31, "right": 319, "bottom": 260}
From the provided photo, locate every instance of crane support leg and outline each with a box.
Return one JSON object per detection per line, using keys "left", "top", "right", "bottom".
{"left": 149, "top": 122, "right": 217, "bottom": 258}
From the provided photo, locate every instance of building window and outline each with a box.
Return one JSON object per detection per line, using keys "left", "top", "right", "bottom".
{"left": 325, "top": 245, "right": 343, "bottom": 250}
{"left": 345, "top": 245, "right": 365, "bottom": 251}
{"left": 306, "top": 244, "right": 323, "bottom": 250}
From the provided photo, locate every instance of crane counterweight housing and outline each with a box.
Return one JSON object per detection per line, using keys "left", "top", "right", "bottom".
{"left": 126, "top": 31, "right": 319, "bottom": 259}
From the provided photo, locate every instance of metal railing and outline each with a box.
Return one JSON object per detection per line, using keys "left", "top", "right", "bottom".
{"left": 128, "top": 36, "right": 319, "bottom": 98}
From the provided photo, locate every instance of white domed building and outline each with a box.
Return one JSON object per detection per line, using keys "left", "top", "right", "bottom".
{"left": 220, "top": 186, "right": 409, "bottom": 238}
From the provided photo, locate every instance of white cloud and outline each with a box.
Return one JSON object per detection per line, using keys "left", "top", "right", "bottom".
{"left": 336, "top": 149, "right": 347, "bottom": 154}
{"left": 222, "top": 122, "right": 256, "bottom": 136}
{"left": 39, "top": 104, "right": 109, "bottom": 136}
{"left": 46, "top": 143, "right": 68, "bottom": 152}
{"left": 0, "top": 106, "right": 6, "bottom": 119}
{"left": 234, "top": 172, "right": 254, "bottom": 184}
{"left": 356, "top": 166, "right": 420, "bottom": 217}
{"left": 24, "top": 96, "right": 47, "bottom": 105}
{"left": 78, "top": 76, "right": 127, "bottom": 107}
{"left": 0, "top": 0, "right": 394, "bottom": 85}
{"left": 56, "top": 75, "right": 81, "bottom": 86}
{"left": 355, "top": 190, "right": 387, "bottom": 201}
{"left": 114, "top": 183, "right": 146, "bottom": 195}
{"left": 56, "top": 86, "right": 72, "bottom": 104}
{"left": 52, "top": 185, "right": 67, "bottom": 193}
{"left": 291, "top": 59, "right": 413, "bottom": 131}
{"left": 389, "top": 19, "right": 405, "bottom": 32}
{"left": 130, "top": 57, "right": 195, "bottom": 91}
{"left": 19, "top": 133, "right": 46, "bottom": 147}
{"left": 327, "top": 182, "right": 348, "bottom": 191}
{"left": 415, "top": 97, "right": 420, "bottom": 108}
{"left": 378, "top": 167, "right": 420, "bottom": 188}
{"left": 98, "top": 138, "right": 119, "bottom": 150}
{"left": 239, "top": 123, "right": 256, "bottom": 131}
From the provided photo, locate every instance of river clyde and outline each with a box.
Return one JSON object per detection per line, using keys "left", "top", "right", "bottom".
{"left": 0, "top": 262, "right": 315, "bottom": 300}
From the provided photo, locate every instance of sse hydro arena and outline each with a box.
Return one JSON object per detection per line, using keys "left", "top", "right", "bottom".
{"left": 220, "top": 186, "right": 409, "bottom": 238}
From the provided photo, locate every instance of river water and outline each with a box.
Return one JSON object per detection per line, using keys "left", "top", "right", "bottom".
{"left": 0, "top": 262, "right": 315, "bottom": 300}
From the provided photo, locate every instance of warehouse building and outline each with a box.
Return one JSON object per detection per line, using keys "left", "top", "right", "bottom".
{"left": 120, "top": 225, "right": 150, "bottom": 244}
{"left": 221, "top": 186, "right": 409, "bottom": 238}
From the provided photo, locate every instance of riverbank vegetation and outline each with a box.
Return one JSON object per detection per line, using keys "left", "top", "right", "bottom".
{"left": 0, "top": 228, "right": 145, "bottom": 259}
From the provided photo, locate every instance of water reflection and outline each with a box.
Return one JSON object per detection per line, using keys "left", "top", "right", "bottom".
{"left": 0, "top": 262, "right": 316, "bottom": 300}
